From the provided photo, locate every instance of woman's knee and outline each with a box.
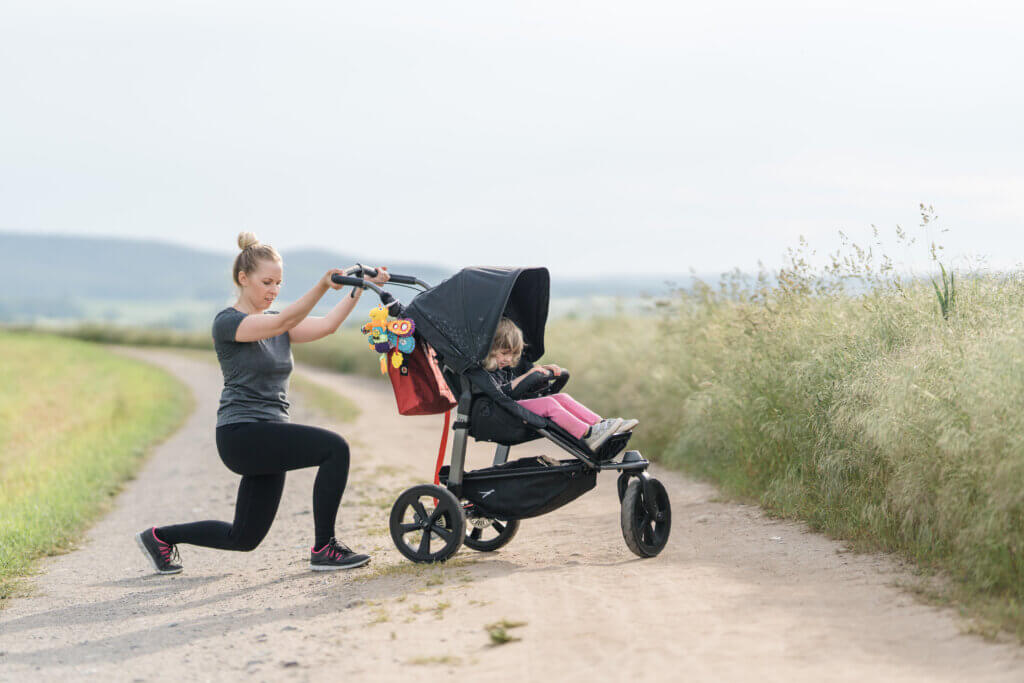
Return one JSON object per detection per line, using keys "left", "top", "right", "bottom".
{"left": 231, "top": 526, "right": 271, "bottom": 552}
{"left": 233, "top": 537, "right": 263, "bottom": 552}
{"left": 323, "top": 431, "right": 350, "bottom": 461}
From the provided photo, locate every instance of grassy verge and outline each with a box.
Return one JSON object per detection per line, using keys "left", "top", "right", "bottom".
{"left": 543, "top": 272, "right": 1024, "bottom": 637}
{"left": 0, "top": 331, "right": 191, "bottom": 604}
{"left": 291, "top": 374, "right": 361, "bottom": 423}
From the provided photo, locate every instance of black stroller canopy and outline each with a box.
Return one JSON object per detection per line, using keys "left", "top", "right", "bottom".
{"left": 404, "top": 266, "right": 550, "bottom": 374}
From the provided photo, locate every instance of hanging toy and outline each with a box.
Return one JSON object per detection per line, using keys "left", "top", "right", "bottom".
{"left": 361, "top": 305, "right": 393, "bottom": 372}
{"left": 361, "top": 305, "right": 416, "bottom": 374}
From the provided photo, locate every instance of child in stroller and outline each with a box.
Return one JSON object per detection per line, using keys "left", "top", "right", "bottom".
{"left": 485, "top": 317, "right": 638, "bottom": 451}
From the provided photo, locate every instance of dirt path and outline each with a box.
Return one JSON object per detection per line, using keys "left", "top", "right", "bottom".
{"left": 2, "top": 348, "right": 1024, "bottom": 682}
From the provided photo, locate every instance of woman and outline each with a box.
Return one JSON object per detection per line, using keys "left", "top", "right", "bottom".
{"left": 135, "top": 232, "right": 389, "bottom": 573}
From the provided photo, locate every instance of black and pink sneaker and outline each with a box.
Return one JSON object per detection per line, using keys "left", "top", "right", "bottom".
{"left": 310, "top": 538, "right": 370, "bottom": 571}
{"left": 135, "top": 527, "right": 183, "bottom": 574}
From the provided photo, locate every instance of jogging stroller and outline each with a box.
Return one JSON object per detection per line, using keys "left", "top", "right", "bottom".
{"left": 333, "top": 265, "right": 671, "bottom": 563}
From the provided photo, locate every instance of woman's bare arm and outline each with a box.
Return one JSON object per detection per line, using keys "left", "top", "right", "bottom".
{"left": 288, "top": 288, "right": 364, "bottom": 343}
{"left": 288, "top": 266, "right": 392, "bottom": 343}
{"left": 235, "top": 270, "right": 343, "bottom": 342}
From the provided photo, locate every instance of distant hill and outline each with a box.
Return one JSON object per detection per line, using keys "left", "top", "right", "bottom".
{"left": 0, "top": 232, "right": 453, "bottom": 302}
{"left": 0, "top": 232, "right": 694, "bottom": 329}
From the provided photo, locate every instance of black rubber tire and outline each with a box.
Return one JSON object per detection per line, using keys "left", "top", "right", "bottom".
{"left": 617, "top": 472, "right": 630, "bottom": 503}
{"left": 389, "top": 484, "right": 465, "bottom": 563}
{"left": 620, "top": 477, "right": 671, "bottom": 558}
{"left": 463, "top": 517, "right": 520, "bottom": 552}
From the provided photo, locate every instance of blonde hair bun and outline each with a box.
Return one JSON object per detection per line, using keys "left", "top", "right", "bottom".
{"left": 231, "top": 233, "right": 282, "bottom": 287}
{"left": 237, "top": 231, "right": 260, "bottom": 251}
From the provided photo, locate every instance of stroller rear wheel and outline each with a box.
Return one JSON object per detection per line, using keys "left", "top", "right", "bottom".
{"left": 620, "top": 476, "right": 671, "bottom": 558}
{"left": 463, "top": 513, "right": 520, "bottom": 552}
{"left": 389, "top": 484, "right": 465, "bottom": 563}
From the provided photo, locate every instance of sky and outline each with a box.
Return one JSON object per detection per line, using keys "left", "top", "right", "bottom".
{"left": 1, "top": 0, "right": 1021, "bottom": 276}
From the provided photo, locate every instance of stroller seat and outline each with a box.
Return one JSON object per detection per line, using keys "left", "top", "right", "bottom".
{"left": 467, "top": 389, "right": 632, "bottom": 462}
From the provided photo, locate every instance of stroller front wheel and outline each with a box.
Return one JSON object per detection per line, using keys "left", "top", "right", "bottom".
{"left": 620, "top": 476, "right": 671, "bottom": 558}
{"left": 389, "top": 484, "right": 466, "bottom": 563}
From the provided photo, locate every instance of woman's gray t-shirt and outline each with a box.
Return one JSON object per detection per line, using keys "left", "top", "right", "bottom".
{"left": 212, "top": 307, "right": 293, "bottom": 427}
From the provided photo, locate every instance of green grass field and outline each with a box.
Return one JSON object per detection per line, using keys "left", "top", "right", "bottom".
{"left": 0, "top": 331, "right": 191, "bottom": 603}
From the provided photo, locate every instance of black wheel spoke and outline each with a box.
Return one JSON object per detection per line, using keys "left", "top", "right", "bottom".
{"left": 417, "top": 529, "right": 431, "bottom": 556}
{"left": 426, "top": 507, "right": 444, "bottom": 527}
{"left": 493, "top": 521, "right": 506, "bottom": 534}
{"left": 431, "top": 524, "right": 453, "bottom": 541}
{"left": 411, "top": 500, "right": 428, "bottom": 524}
{"left": 470, "top": 527, "right": 482, "bottom": 540}
{"left": 399, "top": 523, "right": 420, "bottom": 534}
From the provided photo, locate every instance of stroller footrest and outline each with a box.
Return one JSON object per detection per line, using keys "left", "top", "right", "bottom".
{"left": 594, "top": 431, "right": 632, "bottom": 462}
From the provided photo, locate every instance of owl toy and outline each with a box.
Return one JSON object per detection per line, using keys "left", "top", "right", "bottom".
{"left": 362, "top": 305, "right": 416, "bottom": 374}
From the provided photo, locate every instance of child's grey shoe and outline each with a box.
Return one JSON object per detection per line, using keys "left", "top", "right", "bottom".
{"left": 618, "top": 419, "right": 639, "bottom": 432}
{"left": 585, "top": 418, "right": 623, "bottom": 450}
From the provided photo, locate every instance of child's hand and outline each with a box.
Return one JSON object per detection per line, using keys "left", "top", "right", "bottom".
{"left": 541, "top": 364, "right": 563, "bottom": 376}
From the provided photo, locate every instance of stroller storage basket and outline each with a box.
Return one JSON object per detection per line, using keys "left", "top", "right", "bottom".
{"left": 440, "top": 457, "right": 596, "bottom": 520}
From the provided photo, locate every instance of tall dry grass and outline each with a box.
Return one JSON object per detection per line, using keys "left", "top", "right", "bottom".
{"left": 545, "top": 264, "right": 1024, "bottom": 634}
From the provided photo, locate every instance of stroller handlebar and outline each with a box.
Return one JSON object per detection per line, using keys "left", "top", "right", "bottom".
{"left": 340, "top": 265, "right": 427, "bottom": 288}
{"left": 331, "top": 271, "right": 431, "bottom": 303}
{"left": 385, "top": 273, "right": 429, "bottom": 287}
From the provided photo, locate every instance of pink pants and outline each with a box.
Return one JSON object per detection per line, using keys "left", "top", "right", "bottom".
{"left": 516, "top": 393, "right": 601, "bottom": 440}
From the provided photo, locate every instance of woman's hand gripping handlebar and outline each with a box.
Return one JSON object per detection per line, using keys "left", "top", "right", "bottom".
{"left": 331, "top": 265, "right": 389, "bottom": 299}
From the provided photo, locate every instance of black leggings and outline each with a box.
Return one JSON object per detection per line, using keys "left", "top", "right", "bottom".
{"left": 156, "top": 422, "right": 350, "bottom": 551}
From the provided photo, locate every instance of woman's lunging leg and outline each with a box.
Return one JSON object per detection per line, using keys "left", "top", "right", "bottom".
{"left": 310, "top": 432, "right": 350, "bottom": 549}
{"left": 218, "top": 422, "right": 351, "bottom": 548}
{"left": 157, "top": 422, "right": 351, "bottom": 552}
{"left": 156, "top": 474, "right": 284, "bottom": 551}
